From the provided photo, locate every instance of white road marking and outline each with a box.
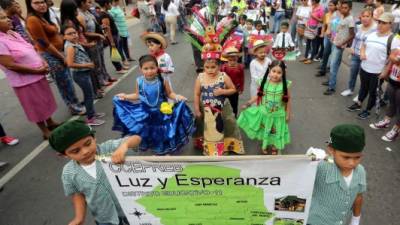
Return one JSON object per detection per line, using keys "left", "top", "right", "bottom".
{"left": 0, "top": 65, "right": 138, "bottom": 189}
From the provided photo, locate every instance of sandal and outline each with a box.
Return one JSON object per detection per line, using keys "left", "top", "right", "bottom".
{"left": 270, "top": 146, "right": 279, "bottom": 155}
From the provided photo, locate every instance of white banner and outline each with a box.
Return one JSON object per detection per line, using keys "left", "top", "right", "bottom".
{"left": 101, "top": 156, "right": 318, "bottom": 225}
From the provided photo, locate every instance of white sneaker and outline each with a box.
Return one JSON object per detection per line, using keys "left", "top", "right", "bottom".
{"left": 353, "top": 95, "right": 359, "bottom": 102}
{"left": 86, "top": 118, "right": 105, "bottom": 126}
{"left": 341, "top": 89, "right": 354, "bottom": 97}
{"left": 382, "top": 127, "right": 399, "bottom": 142}
{"left": 94, "top": 112, "right": 106, "bottom": 118}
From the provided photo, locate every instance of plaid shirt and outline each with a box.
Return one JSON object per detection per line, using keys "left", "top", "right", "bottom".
{"left": 307, "top": 161, "right": 367, "bottom": 225}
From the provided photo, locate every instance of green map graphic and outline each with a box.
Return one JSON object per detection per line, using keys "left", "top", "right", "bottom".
{"left": 137, "top": 165, "right": 274, "bottom": 225}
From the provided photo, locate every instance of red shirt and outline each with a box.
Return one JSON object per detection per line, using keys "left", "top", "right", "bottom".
{"left": 221, "top": 63, "right": 245, "bottom": 92}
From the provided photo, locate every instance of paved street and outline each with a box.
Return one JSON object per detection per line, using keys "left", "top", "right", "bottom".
{"left": 0, "top": 3, "right": 399, "bottom": 225}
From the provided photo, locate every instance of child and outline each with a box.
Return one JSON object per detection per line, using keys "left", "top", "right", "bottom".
{"left": 63, "top": 25, "right": 106, "bottom": 126}
{"left": 243, "top": 19, "right": 255, "bottom": 67}
{"left": 141, "top": 32, "right": 174, "bottom": 80}
{"left": 273, "top": 22, "right": 295, "bottom": 49}
{"left": 238, "top": 60, "right": 291, "bottom": 155}
{"left": 49, "top": 120, "right": 141, "bottom": 225}
{"left": 109, "top": 0, "right": 134, "bottom": 63}
{"left": 308, "top": 124, "right": 366, "bottom": 225}
{"left": 251, "top": 20, "right": 266, "bottom": 35}
{"left": 193, "top": 50, "right": 244, "bottom": 156}
{"left": 258, "top": 0, "right": 270, "bottom": 32}
{"left": 113, "top": 55, "right": 194, "bottom": 155}
{"left": 249, "top": 40, "right": 272, "bottom": 98}
{"left": 238, "top": 14, "right": 248, "bottom": 31}
{"left": 221, "top": 47, "right": 245, "bottom": 117}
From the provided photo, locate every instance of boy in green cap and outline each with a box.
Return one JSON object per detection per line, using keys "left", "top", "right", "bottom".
{"left": 49, "top": 120, "right": 141, "bottom": 225}
{"left": 307, "top": 124, "right": 367, "bottom": 225}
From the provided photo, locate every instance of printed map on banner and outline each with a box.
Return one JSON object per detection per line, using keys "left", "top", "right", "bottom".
{"left": 101, "top": 157, "right": 318, "bottom": 225}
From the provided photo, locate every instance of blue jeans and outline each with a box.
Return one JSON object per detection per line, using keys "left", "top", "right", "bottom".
{"left": 348, "top": 54, "right": 361, "bottom": 91}
{"left": 290, "top": 18, "right": 298, "bottom": 41}
{"left": 72, "top": 70, "right": 95, "bottom": 119}
{"left": 328, "top": 45, "right": 344, "bottom": 90}
{"left": 41, "top": 52, "right": 79, "bottom": 107}
{"left": 319, "top": 36, "right": 332, "bottom": 73}
{"left": 272, "top": 11, "right": 285, "bottom": 33}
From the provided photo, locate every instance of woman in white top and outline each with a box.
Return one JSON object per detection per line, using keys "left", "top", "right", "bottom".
{"left": 295, "top": 0, "right": 311, "bottom": 50}
{"left": 391, "top": 3, "right": 400, "bottom": 33}
{"left": 162, "top": 0, "right": 179, "bottom": 44}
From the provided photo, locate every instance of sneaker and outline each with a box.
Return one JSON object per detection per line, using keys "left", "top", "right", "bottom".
{"left": 322, "top": 81, "right": 329, "bottom": 86}
{"left": 357, "top": 110, "right": 370, "bottom": 120}
{"left": 341, "top": 89, "right": 354, "bottom": 97}
{"left": 1, "top": 136, "right": 19, "bottom": 146}
{"left": 353, "top": 95, "right": 359, "bottom": 102}
{"left": 313, "top": 58, "right": 321, "bottom": 62}
{"left": 86, "top": 118, "right": 105, "bottom": 126}
{"left": 323, "top": 88, "right": 336, "bottom": 95}
{"left": 0, "top": 161, "right": 8, "bottom": 169}
{"left": 94, "top": 112, "right": 106, "bottom": 118}
{"left": 382, "top": 127, "right": 399, "bottom": 142}
{"left": 347, "top": 103, "right": 362, "bottom": 112}
{"left": 370, "top": 119, "right": 391, "bottom": 129}
{"left": 116, "top": 69, "right": 128, "bottom": 74}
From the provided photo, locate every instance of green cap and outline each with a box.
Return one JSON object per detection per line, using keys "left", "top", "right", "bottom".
{"left": 328, "top": 124, "right": 365, "bottom": 153}
{"left": 49, "top": 120, "right": 95, "bottom": 153}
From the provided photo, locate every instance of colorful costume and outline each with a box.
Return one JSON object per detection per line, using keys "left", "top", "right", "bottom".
{"left": 238, "top": 80, "right": 292, "bottom": 150}
{"left": 193, "top": 73, "right": 244, "bottom": 156}
{"left": 112, "top": 76, "right": 195, "bottom": 155}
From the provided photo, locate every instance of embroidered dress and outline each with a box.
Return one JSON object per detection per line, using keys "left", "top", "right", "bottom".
{"left": 112, "top": 76, "right": 195, "bottom": 155}
{"left": 193, "top": 72, "right": 244, "bottom": 156}
{"left": 238, "top": 80, "right": 291, "bottom": 150}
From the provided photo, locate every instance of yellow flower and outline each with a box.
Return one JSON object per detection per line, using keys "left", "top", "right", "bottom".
{"left": 160, "top": 102, "right": 173, "bottom": 114}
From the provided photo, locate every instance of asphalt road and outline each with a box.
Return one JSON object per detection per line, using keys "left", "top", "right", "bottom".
{"left": 0, "top": 3, "right": 399, "bottom": 225}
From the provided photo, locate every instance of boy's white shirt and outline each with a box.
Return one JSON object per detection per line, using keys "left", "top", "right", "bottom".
{"left": 273, "top": 32, "right": 295, "bottom": 48}
{"left": 251, "top": 29, "right": 266, "bottom": 35}
{"left": 157, "top": 52, "right": 175, "bottom": 74}
{"left": 81, "top": 161, "right": 97, "bottom": 179}
{"left": 250, "top": 57, "right": 271, "bottom": 81}
{"left": 343, "top": 170, "right": 354, "bottom": 187}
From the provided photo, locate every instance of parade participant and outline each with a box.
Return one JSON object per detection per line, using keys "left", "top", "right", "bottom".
{"left": 220, "top": 47, "right": 245, "bottom": 117}
{"left": 25, "top": 0, "right": 83, "bottom": 115}
{"left": 369, "top": 48, "right": 400, "bottom": 142}
{"left": 0, "top": 10, "right": 60, "bottom": 140}
{"left": 249, "top": 40, "right": 272, "bottom": 99}
{"left": 308, "top": 124, "right": 366, "bottom": 225}
{"left": 347, "top": 13, "right": 394, "bottom": 119}
{"left": 238, "top": 60, "right": 291, "bottom": 155}
{"left": 113, "top": 55, "right": 194, "bottom": 155}
{"left": 251, "top": 20, "right": 266, "bottom": 35}
{"left": 243, "top": 19, "right": 254, "bottom": 67}
{"left": 341, "top": 8, "right": 376, "bottom": 97}
{"left": 193, "top": 48, "right": 244, "bottom": 156}
{"left": 141, "top": 32, "right": 174, "bottom": 80}
{"left": 273, "top": 21, "right": 295, "bottom": 49}
{"left": 323, "top": 0, "right": 355, "bottom": 95}
{"left": 63, "top": 25, "right": 106, "bottom": 126}
{"left": 49, "top": 120, "right": 141, "bottom": 225}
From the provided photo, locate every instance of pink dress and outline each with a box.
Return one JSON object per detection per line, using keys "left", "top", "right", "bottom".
{"left": 0, "top": 31, "right": 57, "bottom": 122}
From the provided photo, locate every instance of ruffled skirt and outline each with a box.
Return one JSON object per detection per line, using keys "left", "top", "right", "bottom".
{"left": 112, "top": 97, "right": 195, "bottom": 155}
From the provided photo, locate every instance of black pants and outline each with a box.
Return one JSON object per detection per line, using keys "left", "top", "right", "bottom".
{"left": 228, "top": 92, "right": 239, "bottom": 117}
{"left": 192, "top": 44, "right": 203, "bottom": 69}
{"left": 0, "top": 123, "right": 6, "bottom": 137}
{"left": 119, "top": 36, "right": 131, "bottom": 60}
{"left": 358, "top": 69, "right": 379, "bottom": 111}
{"left": 386, "top": 81, "right": 400, "bottom": 125}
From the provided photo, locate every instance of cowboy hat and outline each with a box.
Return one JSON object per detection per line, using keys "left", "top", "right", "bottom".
{"left": 222, "top": 46, "right": 243, "bottom": 58}
{"left": 251, "top": 40, "right": 269, "bottom": 52}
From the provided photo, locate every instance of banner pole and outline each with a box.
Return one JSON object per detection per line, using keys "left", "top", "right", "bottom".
{"left": 121, "top": 155, "right": 312, "bottom": 162}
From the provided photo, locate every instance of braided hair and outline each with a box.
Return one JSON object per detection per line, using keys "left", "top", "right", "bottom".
{"left": 139, "top": 55, "right": 165, "bottom": 97}
{"left": 257, "top": 60, "right": 289, "bottom": 105}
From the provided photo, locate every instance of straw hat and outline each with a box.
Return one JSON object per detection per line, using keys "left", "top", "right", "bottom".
{"left": 141, "top": 32, "right": 168, "bottom": 49}
{"left": 222, "top": 46, "right": 243, "bottom": 58}
{"left": 251, "top": 40, "right": 269, "bottom": 52}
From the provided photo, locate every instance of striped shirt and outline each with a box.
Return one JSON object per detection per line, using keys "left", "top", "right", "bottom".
{"left": 108, "top": 6, "right": 129, "bottom": 37}
{"left": 61, "top": 138, "right": 128, "bottom": 225}
{"left": 307, "top": 161, "right": 367, "bottom": 225}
